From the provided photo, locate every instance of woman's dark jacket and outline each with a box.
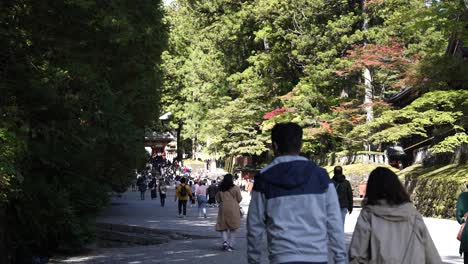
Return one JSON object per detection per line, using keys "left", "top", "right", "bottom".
{"left": 331, "top": 174, "right": 353, "bottom": 213}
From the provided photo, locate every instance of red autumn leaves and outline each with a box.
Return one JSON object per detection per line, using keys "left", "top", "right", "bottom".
{"left": 346, "top": 42, "right": 411, "bottom": 70}
{"left": 263, "top": 107, "right": 294, "bottom": 119}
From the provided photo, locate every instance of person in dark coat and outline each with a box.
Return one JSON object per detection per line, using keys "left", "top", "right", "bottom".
{"left": 207, "top": 180, "right": 218, "bottom": 207}
{"left": 158, "top": 178, "right": 168, "bottom": 207}
{"left": 456, "top": 184, "right": 468, "bottom": 264}
{"left": 136, "top": 175, "right": 147, "bottom": 200}
{"left": 148, "top": 176, "right": 157, "bottom": 200}
{"left": 331, "top": 166, "right": 353, "bottom": 226}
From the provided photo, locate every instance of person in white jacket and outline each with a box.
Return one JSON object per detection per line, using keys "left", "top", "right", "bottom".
{"left": 349, "top": 167, "right": 442, "bottom": 264}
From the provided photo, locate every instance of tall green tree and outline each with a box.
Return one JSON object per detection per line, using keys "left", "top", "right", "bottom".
{"left": 162, "top": 0, "right": 466, "bottom": 161}
{"left": 0, "top": 0, "right": 167, "bottom": 260}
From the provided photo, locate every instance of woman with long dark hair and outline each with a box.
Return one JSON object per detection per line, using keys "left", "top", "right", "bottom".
{"left": 215, "top": 174, "right": 242, "bottom": 252}
{"left": 349, "top": 167, "right": 441, "bottom": 263}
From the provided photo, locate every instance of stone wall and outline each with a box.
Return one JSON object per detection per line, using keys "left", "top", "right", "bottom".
{"left": 316, "top": 152, "right": 387, "bottom": 167}
{"left": 346, "top": 174, "right": 369, "bottom": 198}
{"left": 413, "top": 143, "right": 468, "bottom": 166}
{"left": 411, "top": 177, "right": 466, "bottom": 218}
{"left": 403, "top": 164, "right": 468, "bottom": 219}
{"left": 413, "top": 146, "right": 430, "bottom": 164}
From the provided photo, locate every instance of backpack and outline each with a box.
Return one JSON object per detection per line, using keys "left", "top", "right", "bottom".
{"left": 180, "top": 184, "right": 188, "bottom": 196}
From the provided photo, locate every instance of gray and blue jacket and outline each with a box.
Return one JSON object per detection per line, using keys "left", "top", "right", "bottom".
{"left": 247, "top": 155, "right": 347, "bottom": 264}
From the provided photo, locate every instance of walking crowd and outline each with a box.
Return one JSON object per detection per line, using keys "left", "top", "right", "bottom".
{"left": 132, "top": 122, "right": 468, "bottom": 264}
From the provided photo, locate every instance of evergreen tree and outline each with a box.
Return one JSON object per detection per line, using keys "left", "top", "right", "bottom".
{"left": 162, "top": 0, "right": 466, "bottom": 159}
{"left": 0, "top": 0, "right": 167, "bottom": 260}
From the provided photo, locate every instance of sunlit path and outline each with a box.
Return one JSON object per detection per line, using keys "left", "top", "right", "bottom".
{"left": 51, "top": 189, "right": 464, "bottom": 264}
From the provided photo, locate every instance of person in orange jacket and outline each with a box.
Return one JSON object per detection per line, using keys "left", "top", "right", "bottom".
{"left": 175, "top": 177, "right": 192, "bottom": 218}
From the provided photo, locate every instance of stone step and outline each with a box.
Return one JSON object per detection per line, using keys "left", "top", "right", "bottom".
{"left": 96, "top": 228, "right": 169, "bottom": 247}
{"left": 96, "top": 222, "right": 214, "bottom": 243}
{"left": 96, "top": 223, "right": 182, "bottom": 239}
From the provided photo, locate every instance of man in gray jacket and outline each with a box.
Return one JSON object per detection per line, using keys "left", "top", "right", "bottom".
{"left": 247, "top": 123, "right": 347, "bottom": 264}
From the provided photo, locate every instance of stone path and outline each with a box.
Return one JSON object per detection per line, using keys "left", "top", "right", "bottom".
{"left": 51, "top": 189, "right": 464, "bottom": 264}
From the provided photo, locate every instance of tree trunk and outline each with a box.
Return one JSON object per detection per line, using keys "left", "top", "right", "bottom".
{"left": 192, "top": 136, "right": 197, "bottom": 160}
{"left": 364, "top": 67, "right": 373, "bottom": 122}
{"left": 340, "top": 87, "right": 349, "bottom": 98}
{"left": 362, "top": 0, "right": 373, "bottom": 151}
{"left": 176, "top": 121, "right": 183, "bottom": 160}
{"left": 362, "top": 1, "right": 373, "bottom": 123}
{"left": 264, "top": 38, "right": 270, "bottom": 51}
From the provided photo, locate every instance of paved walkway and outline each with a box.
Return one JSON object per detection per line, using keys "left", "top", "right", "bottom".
{"left": 52, "top": 189, "right": 464, "bottom": 264}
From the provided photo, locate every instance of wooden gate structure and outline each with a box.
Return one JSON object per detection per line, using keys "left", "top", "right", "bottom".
{"left": 144, "top": 131, "right": 176, "bottom": 160}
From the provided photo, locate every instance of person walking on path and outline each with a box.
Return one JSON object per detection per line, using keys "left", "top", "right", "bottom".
{"left": 196, "top": 180, "right": 208, "bottom": 218}
{"left": 136, "top": 175, "right": 147, "bottom": 200}
{"left": 207, "top": 180, "right": 218, "bottom": 207}
{"left": 189, "top": 180, "right": 197, "bottom": 207}
{"left": 148, "top": 176, "right": 157, "bottom": 200}
{"left": 175, "top": 178, "right": 192, "bottom": 218}
{"left": 247, "top": 122, "right": 346, "bottom": 264}
{"left": 158, "top": 178, "right": 168, "bottom": 207}
{"left": 349, "top": 167, "right": 441, "bottom": 264}
{"left": 332, "top": 166, "right": 353, "bottom": 226}
{"left": 216, "top": 174, "right": 242, "bottom": 252}
{"left": 456, "top": 184, "right": 468, "bottom": 264}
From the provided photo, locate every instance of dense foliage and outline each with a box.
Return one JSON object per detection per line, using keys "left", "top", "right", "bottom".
{"left": 0, "top": 0, "right": 166, "bottom": 261}
{"left": 350, "top": 90, "right": 468, "bottom": 153}
{"left": 162, "top": 0, "right": 467, "bottom": 159}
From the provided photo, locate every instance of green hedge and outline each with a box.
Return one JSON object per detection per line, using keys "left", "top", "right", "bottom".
{"left": 324, "top": 163, "right": 398, "bottom": 178}
{"left": 0, "top": 0, "right": 167, "bottom": 261}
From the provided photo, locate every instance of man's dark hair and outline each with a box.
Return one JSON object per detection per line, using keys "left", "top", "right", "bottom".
{"left": 334, "top": 166, "right": 343, "bottom": 175}
{"left": 271, "top": 122, "right": 303, "bottom": 154}
{"left": 180, "top": 177, "right": 186, "bottom": 184}
{"left": 365, "top": 167, "right": 411, "bottom": 206}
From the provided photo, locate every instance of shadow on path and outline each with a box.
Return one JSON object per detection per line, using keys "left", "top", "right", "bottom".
{"left": 51, "top": 190, "right": 465, "bottom": 264}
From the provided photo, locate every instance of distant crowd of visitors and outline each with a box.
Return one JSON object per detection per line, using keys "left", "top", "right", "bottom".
{"left": 174, "top": 178, "right": 220, "bottom": 218}
{"left": 131, "top": 122, "right": 468, "bottom": 264}
{"left": 135, "top": 174, "right": 168, "bottom": 206}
